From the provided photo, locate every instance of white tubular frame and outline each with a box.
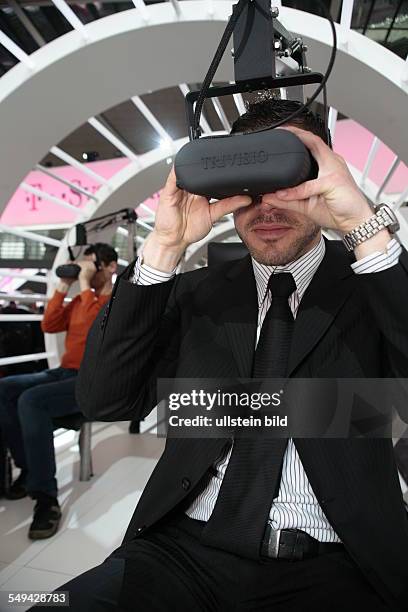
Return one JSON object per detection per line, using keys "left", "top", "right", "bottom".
{"left": 50, "top": 147, "right": 110, "bottom": 185}
{"left": 88, "top": 117, "right": 139, "bottom": 161}
{"left": 0, "top": 314, "right": 43, "bottom": 322}
{"left": 0, "top": 31, "right": 35, "bottom": 68}
{"left": 0, "top": 224, "right": 62, "bottom": 247}
{"left": 0, "top": 352, "right": 54, "bottom": 366}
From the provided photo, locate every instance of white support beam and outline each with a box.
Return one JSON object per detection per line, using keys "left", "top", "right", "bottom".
{"left": 50, "top": 0, "right": 89, "bottom": 41}
{"left": 169, "top": 0, "right": 181, "bottom": 18}
{"left": 117, "top": 258, "right": 129, "bottom": 267}
{"left": 0, "top": 292, "right": 48, "bottom": 302}
{"left": 131, "top": 96, "right": 173, "bottom": 147}
{"left": 328, "top": 107, "right": 338, "bottom": 142}
{"left": 88, "top": 117, "right": 139, "bottom": 161}
{"left": 212, "top": 97, "right": 231, "bottom": 132}
{"left": 36, "top": 164, "right": 98, "bottom": 201}
{"left": 21, "top": 182, "right": 83, "bottom": 213}
{"left": 0, "top": 351, "right": 54, "bottom": 366}
{"left": 232, "top": 92, "right": 246, "bottom": 116}
{"left": 206, "top": 0, "right": 214, "bottom": 17}
{"left": 376, "top": 157, "right": 400, "bottom": 202}
{"left": 0, "top": 31, "right": 34, "bottom": 68}
{"left": 0, "top": 315, "right": 43, "bottom": 322}
{"left": 0, "top": 223, "right": 62, "bottom": 247}
{"left": 51, "top": 146, "right": 109, "bottom": 185}
{"left": 0, "top": 270, "right": 47, "bottom": 283}
{"left": 131, "top": 0, "right": 149, "bottom": 22}
{"left": 179, "top": 84, "right": 212, "bottom": 135}
{"left": 339, "top": 0, "right": 354, "bottom": 47}
{"left": 361, "top": 137, "right": 380, "bottom": 187}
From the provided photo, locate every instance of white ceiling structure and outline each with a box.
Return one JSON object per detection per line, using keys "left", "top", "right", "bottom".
{"left": 0, "top": 0, "right": 407, "bottom": 366}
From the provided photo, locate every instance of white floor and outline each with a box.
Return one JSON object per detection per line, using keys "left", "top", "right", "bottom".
{"left": 0, "top": 413, "right": 164, "bottom": 612}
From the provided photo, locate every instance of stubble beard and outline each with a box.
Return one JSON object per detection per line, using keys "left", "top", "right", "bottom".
{"left": 236, "top": 213, "right": 321, "bottom": 266}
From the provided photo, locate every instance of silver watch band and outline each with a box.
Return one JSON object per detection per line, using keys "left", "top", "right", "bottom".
{"left": 342, "top": 204, "right": 399, "bottom": 252}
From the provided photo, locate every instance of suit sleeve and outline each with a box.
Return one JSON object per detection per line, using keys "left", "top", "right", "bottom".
{"left": 356, "top": 246, "right": 408, "bottom": 378}
{"left": 355, "top": 245, "right": 408, "bottom": 425}
{"left": 76, "top": 262, "right": 181, "bottom": 422}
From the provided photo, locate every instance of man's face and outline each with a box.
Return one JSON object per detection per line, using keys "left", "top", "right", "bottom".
{"left": 83, "top": 253, "right": 115, "bottom": 290}
{"left": 233, "top": 126, "right": 321, "bottom": 266}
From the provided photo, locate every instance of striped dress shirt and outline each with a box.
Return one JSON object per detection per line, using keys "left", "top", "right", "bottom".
{"left": 133, "top": 235, "right": 402, "bottom": 542}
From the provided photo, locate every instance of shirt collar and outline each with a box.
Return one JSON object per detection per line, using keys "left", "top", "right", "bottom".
{"left": 251, "top": 235, "right": 326, "bottom": 307}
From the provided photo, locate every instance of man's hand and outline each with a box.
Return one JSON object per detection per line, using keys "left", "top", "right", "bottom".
{"left": 142, "top": 166, "right": 251, "bottom": 272}
{"left": 263, "top": 126, "right": 375, "bottom": 235}
{"left": 78, "top": 260, "right": 97, "bottom": 292}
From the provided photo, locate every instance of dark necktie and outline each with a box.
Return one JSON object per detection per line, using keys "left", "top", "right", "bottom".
{"left": 201, "top": 273, "right": 296, "bottom": 558}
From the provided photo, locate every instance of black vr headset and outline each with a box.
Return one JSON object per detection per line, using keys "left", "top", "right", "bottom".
{"left": 55, "top": 244, "right": 102, "bottom": 280}
{"left": 174, "top": 0, "right": 336, "bottom": 201}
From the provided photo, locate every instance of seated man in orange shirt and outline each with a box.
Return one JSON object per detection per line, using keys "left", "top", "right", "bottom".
{"left": 0, "top": 243, "right": 117, "bottom": 539}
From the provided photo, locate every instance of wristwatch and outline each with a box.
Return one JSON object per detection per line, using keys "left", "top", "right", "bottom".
{"left": 342, "top": 203, "right": 400, "bottom": 252}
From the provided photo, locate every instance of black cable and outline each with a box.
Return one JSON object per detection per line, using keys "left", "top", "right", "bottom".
{"left": 193, "top": 0, "right": 337, "bottom": 142}
{"left": 193, "top": 0, "right": 247, "bottom": 135}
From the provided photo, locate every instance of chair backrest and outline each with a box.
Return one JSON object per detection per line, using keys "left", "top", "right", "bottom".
{"left": 207, "top": 242, "right": 248, "bottom": 267}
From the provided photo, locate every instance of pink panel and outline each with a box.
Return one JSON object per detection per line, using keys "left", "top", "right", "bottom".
{"left": 0, "top": 158, "right": 130, "bottom": 226}
{"left": 333, "top": 119, "right": 408, "bottom": 193}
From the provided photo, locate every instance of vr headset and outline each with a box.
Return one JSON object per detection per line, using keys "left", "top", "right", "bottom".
{"left": 174, "top": 0, "right": 336, "bottom": 201}
{"left": 55, "top": 245, "right": 101, "bottom": 280}
{"left": 175, "top": 128, "right": 319, "bottom": 200}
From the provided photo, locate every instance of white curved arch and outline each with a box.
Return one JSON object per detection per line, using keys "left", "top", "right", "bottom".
{"left": 0, "top": 1, "right": 407, "bottom": 221}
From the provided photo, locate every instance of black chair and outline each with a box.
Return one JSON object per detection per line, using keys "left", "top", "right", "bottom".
{"left": 52, "top": 413, "right": 93, "bottom": 481}
{"left": 207, "top": 241, "right": 248, "bottom": 267}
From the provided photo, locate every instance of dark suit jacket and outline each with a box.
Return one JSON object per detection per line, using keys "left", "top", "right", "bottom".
{"left": 77, "top": 238, "right": 408, "bottom": 608}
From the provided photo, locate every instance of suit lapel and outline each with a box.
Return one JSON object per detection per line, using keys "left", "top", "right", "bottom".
{"left": 220, "top": 255, "right": 258, "bottom": 377}
{"left": 288, "top": 240, "right": 355, "bottom": 376}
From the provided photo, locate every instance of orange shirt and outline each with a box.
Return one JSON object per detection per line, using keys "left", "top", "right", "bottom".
{"left": 41, "top": 289, "right": 110, "bottom": 370}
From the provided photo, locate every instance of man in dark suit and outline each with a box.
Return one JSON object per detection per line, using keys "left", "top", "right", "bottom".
{"left": 36, "top": 100, "right": 408, "bottom": 611}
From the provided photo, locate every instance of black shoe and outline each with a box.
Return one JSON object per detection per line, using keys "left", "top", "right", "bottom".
{"left": 28, "top": 493, "right": 61, "bottom": 540}
{"left": 5, "top": 469, "right": 27, "bottom": 500}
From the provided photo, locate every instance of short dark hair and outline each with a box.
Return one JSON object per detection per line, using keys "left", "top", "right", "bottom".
{"left": 231, "top": 98, "right": 331, "bottom": 147}
{"left": 84, "top": 242, "right": 118, "bottom": 266}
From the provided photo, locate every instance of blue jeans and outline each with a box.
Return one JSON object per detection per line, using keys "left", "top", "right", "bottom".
{"left": 0, "top": 368, "right": 78, "bottom": 498}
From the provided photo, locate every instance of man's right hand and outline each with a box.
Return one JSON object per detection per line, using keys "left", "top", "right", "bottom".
{"left": 142, "top": 166, "right": 252, "bottom": 272}
{"left": 56, "top": 264, "right": 78, "bottom": 293}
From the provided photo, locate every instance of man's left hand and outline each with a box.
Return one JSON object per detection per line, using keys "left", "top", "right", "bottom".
{"left": 78, "top": 260, "right": 97, "bottom": 284}
{"left": 263, "top": 126, "right": 375, "bottom": 235}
